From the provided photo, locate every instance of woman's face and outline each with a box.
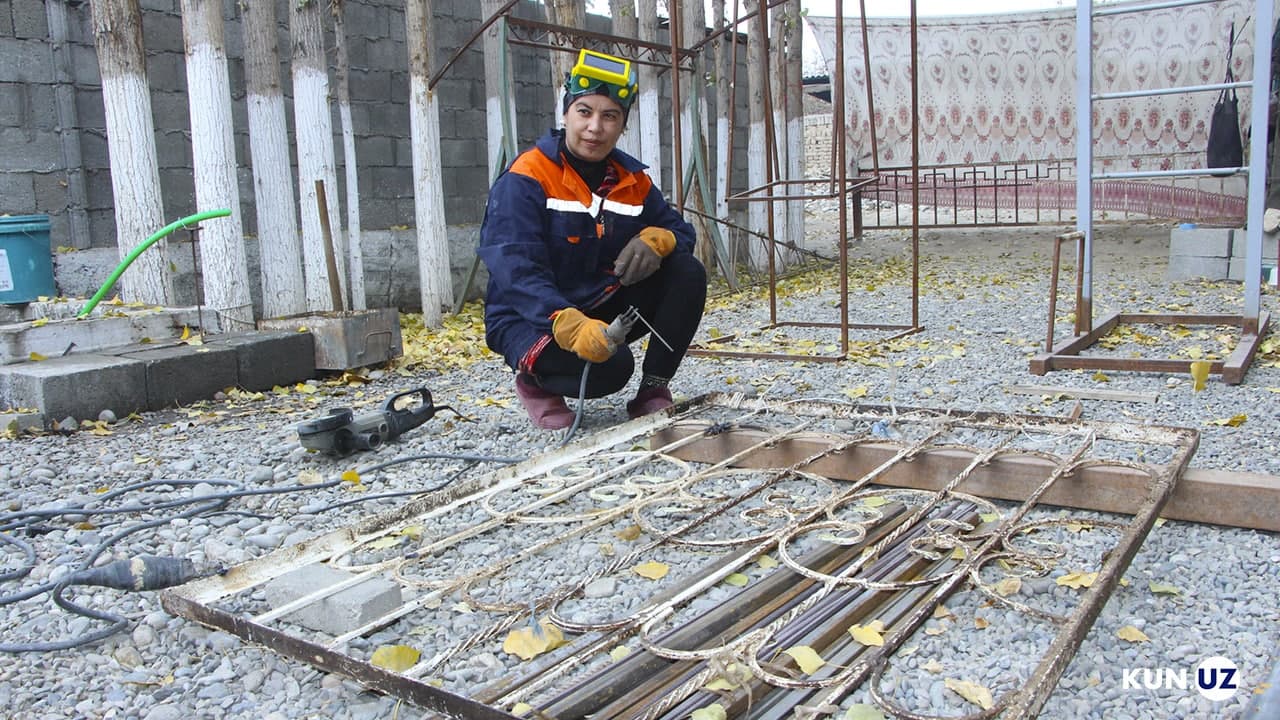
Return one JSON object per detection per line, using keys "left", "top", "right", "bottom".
{"left": 562, "top": 93, "right": 625, "bottom": 163}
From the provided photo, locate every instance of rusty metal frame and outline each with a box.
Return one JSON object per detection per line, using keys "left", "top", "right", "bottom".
{"left": 162, "top": 394, "right": 1194, "bottom": 719}
{"left": 1033, "top": 229, "right": 1272, "bottom": 385}
{"left": 690, "top": 0, "right": 925, "bottom": 363}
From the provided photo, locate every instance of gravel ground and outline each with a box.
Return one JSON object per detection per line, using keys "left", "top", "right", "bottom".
{"left": 0, "top": 210, "right": 1278, "bottom": 720}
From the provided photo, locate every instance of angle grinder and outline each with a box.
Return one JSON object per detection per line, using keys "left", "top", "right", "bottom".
{"left": 296, "top": 387, "right": 452, "bottom": 456}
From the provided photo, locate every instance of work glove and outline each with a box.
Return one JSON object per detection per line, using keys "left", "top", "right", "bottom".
{"left": 551, "top": 307, "right": 616, "bottom": 363}
{"left": 614, "top": 227, "right": 676, "bottom": 286}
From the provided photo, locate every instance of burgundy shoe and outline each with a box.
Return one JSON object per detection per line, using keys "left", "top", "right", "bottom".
{"left": 514, "top": 374, "right": 574, "bottom": 430}
{"left": 626, "top": 385, "right": 674, "bottom": 419}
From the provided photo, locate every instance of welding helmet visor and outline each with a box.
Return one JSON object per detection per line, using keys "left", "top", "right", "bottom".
{"left": 562, "top": 49, "right": 639, "bottom": 116}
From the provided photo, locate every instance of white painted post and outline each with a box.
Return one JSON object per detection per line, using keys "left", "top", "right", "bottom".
{"left": 483, "top": 0, "right": 518, "bottom": 178}
{"left": 241, "top": 0, "right": 305, "bottom": 318}
{"left": 181, "top": 0, "right": 253, "bottom": 328}
{"left": 610, "top": 0, "right": 642, "bottom": 160}
{"left": 332, "top": 0, "right": 366, "bottom": 310}
{"left": 745, "top": 0, "right": 771, "bottom": 270}
{"left": 406, "top": 0, "right": 453, "bottom": 325}
{"left": 290, "top": 0, "right": 346, "bottom": 311}
{"left": 637, "top": 0, "right": 663, "bottom": 192}
{"left": 89, "top": 0, "right": 173, "bottom": 306}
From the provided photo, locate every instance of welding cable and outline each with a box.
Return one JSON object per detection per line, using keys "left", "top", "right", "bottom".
{"left": 0, "top": 475, "right": 355, "bottom": 652}
{"left": 306, "top": 460, "right": 487, "bottom": 515}
{"left": 559, "top": 363, "right": 594, "bottom": 447}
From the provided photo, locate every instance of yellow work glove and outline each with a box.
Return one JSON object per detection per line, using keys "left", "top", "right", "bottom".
{"left": 614, "top": 227, "right": 676, "bottom": 286}
{"left": 551, "top": 308, "right": 616, "bottom": 363}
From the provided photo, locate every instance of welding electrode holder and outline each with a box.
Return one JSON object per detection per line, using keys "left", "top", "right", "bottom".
{"left": 296, "top": 387, "right": 440, "bottom": 456}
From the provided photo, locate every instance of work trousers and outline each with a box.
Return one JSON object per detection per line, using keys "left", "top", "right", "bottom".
{"left": 530, "top": 252, "right": 707, "bottom": 398}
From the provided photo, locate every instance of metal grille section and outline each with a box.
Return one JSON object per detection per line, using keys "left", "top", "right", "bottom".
{"left": 161, "top": 394, "right": 1196, "bottom": 719}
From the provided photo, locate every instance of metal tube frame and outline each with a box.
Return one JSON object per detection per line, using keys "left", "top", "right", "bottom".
{"left": 1033, "top": 0, "right": 1273, "bottom": 386}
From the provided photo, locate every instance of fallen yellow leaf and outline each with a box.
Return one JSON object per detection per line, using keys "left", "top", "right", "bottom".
{"left": 369, "top": 644, "right": 420, "bottom": 672}
{"left": 844, "top": 385, "right": 869, "bottom": 399}
{"left": 502, "top": 620, "right": 568, "bottom": 661}
{"left": 1148, "top": 581, "right": 1182, "bottom": 596}
{"left": 1207, "top": 414, "right": 1247, "bottom": 427}
{"left": 860, "top": 496, "right": 889, "bottom": 508}
{"left": 974, "top": 617, "right": 990, "bottom": 629}
{"left": 724, "top": 573, "right": 750, "bottom": 587}
{"left": 28, "top": 351, "right": 47, "bottom": 361}
{"left": 1056, "top": 571, "right": 1097, "bottom": 589}
{"left": 782, "top": 645, "right": 825, "bottom": 674}
{"left": 922, "top": 659, "right": 944, "bottom": 674}
{"left": 1190, "top": 360, "right": 1211, "bottom": 391}
{"left": 848, "top": 623, "right": 885, "bottom": 646}
{"left": 756, "top": 555, "right": 779, "bottom": 569}
{"left": 690, "top": 704, "right": 727, "bottom": 720}
{"left": 614, "top": 525, "right": 642, "bottom": 541}
{"left": 632, "top": 561, "right": 670, "bottom": 580}
{"left": 512, "top": 702, "right": 532, "bottom": 716}
{"left": 609, "top": 646, "right": 630, "bottom": 661}
{"left": 1116, "top": 625, "right": 1149, "bottom": 642}
{"left": 993, "top": 577, "right": 1022, "bottom": 597}
{"left": 932, "top": 605, "right": 953, "bottom": 619}
{"left": 341, "top": 469, "right": 361, "bottom": 483}
{"left": 1093, "top": 370, "right": 1110, "bottom": 383}
{"left": 945, "top": 678, "right": 994, "bottom": 710}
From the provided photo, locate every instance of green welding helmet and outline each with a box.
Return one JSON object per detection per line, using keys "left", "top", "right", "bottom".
{"left": 562, "top": 49, "right": 639, "bottom": 113}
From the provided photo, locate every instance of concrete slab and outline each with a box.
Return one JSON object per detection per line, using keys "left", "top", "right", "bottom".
{"left": 0, "top": 353, "right": 146, "bottom": 421}
{"left": 1169, "top": 226, "right": 1236, "bottom": 258}
{"left": 114, "top": 343, "right": 240, "bottom": 409}
{"left": 263, "top": 563, "right": 403, "bottom": 636}
{"left": 1167, "top": 254, "right": 1228, "bottom": 281}
{"left": 204, "top": 331, "right": 316, "bottom": 390}
{"left": 0, "top": 312, "right": 183, "bottom": 365}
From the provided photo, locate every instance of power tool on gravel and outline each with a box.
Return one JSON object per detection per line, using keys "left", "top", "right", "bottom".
{"left": 296, "top": 387, "right": 453, "bottom": 456}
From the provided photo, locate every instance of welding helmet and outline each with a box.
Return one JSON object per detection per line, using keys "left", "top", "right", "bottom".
{"left": 562, "top": 49, "right": 639, "bottom": 116}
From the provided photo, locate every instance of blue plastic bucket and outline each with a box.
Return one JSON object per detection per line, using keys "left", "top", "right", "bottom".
{"left": 0, "top": 214, "right": 55, "bottom": 304}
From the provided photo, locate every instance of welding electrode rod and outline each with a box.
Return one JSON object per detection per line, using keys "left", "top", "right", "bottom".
{"left": 537, "top": 504, "right": 914, "bottom": 720}
{"left": 664, "top": 502, "right": 980, "bottom": 720}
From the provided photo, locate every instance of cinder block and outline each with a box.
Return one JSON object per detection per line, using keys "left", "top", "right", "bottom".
{"left": 0, "top": 353, "right": 146, "bottom": 420}
{"left": 204, "top": 330, "right": 315, "bottom": 391}
{"left": 1228, "top": 257, "right": 1279, "bottom": 283}
{"left": 1167, "top": 255, "right": 1228, "bottom": 281}
{"left": 1169, "top": 227, "right": 1236, "bottom": 258}
{"left": 114, "top": 342, "right": 239, "bottom": 409}
{"left": 264, "top": 564, "right": 403, "bottom": 636}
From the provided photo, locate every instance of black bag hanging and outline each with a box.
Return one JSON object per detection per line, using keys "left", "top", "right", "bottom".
{"left": 1207, "top": 23, "right": 1244, "bottom": 170}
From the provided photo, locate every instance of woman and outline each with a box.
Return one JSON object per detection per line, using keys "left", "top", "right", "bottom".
{"left": 478, "top": 49, "right": 706, "bottom": 430}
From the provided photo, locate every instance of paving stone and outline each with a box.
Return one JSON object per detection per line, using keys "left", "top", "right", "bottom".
{"left": 263, "top": 564, "right": 402, "bottom": 636}
{"left": 0, "top": 353, "right": 145, "bottom": 420}
{"left": 204, "top": 331, "right": 315, "bottom": 391}
{"left": 113, "top": 343, "right": 239, "bottom": 410}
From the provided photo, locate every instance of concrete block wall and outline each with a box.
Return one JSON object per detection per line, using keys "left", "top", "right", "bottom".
{"left": 2, "top": 0, "right": 753, "bottom": 312}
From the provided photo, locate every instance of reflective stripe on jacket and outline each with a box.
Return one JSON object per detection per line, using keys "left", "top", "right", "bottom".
{"left": 479, "top": 130, "right": 696, "bottom": 371}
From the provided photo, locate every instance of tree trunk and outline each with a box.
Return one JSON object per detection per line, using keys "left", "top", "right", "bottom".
{"left": 89, "top": 0, "right": 172, "bottom": 305}
{"left": 546, "top": 0, "right": 584, "bottom": 128}
{"left": 712, "top": 0, "right": 730, "bottom": 224}
{"left": 181, "top": 0, "right": 253, "bottom": 328}
{"left": 785, "top": 0, "right": 805, "bottom": 252}
{"left": 332, "top": 0, "right": 365, "bottom": 310}
{"left": 406, "top": 0, "right": 452, "bottom": 325}
{"left": 482, "top": 0, "right": 518, "bottom": 179}
{"left": 681, "top": 0, "right": 714, "bottom": 271}
{"left": 240, "top": 0, "right": 304, "bottom": 318}
{"left": 745, "top": 0, "right": 772, "bottom": 270}
{"left": 290, "top": 0, "right": 345, "bottom": 311}
{"left": 636, "top": 0, "right": 663, "bottom": 191}
{"left": 609, "top": 0, "right": 641, "bottom": 159}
